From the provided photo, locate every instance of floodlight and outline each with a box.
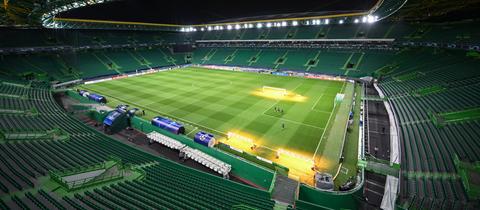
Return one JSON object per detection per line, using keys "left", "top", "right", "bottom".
{"left": 354, "top": 19, "right": 359, "bottom": 24}
{"left": 281, "top": 21, "right": 287, "bottom": 27}
{"left": 277, "top": 149, "right": 314, "bottom": 165}
{"left": 248, "top": 24, "right": 254, "bottom": 28}
{"left": 207, "top": 26, "right": 212, "bottom": 31}
{"left": 235, "top": 24, "right": 241, "bottom": 30}
{"left": 362, "top": 16, "right": 367, "bottom": 23}
{"left": 339, "top": 20, "right": 344, "bottom": 24}
{"left": 292, "top": 21, "right": 298, "bottom": 26}
{"left": 266, "top": 22, "right": 272, "bottom": 28}
{"left": 367, "top": 15, "right": 375, "bottom": 23}
{"left": 227, "top": 25, "right": 233, "bottom": 30}
{"left": 256, "top": 23, "right": 263, "bottom": 28}
{"left": 325, "top": 19, "right": 329, "bottom": 25}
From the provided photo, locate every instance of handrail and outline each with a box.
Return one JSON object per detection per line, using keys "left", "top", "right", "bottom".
{"left": 197, "top": 38, "right": 396, "bottom": 43}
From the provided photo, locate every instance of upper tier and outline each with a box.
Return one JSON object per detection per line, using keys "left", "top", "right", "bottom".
{"left": 1, "top": 20, "right": 479, "bottom": 49}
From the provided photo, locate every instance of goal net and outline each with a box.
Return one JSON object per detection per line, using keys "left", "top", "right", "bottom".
{"left": 262, "top": 86, "right": 287, "bottom": 96}
{"left": 334, "top": 93, "right": 345, "bottom": 106}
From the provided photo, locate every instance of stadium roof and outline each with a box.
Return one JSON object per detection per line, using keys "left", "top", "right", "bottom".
{"left": 391, "top": 0, "right": 480, "bottom": 21}
{"left": 57, "top": 0, "right": 377, "bottom": 25}
{"left": 0, "top": 0, "right": 412, "bottom": 30}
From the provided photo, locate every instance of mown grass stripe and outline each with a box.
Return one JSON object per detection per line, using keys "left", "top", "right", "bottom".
{"left": 83, "top": 68, "right": 347, "bottom": 160}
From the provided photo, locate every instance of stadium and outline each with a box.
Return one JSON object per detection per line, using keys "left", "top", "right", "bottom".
{"left": 0, "top": 0, "right": 479, "bottom": 209}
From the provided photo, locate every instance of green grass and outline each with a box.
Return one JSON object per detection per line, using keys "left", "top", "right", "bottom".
{"left": 82, "top": 67, "right": 349, "bottom": 170}
{"left": 315, "top": 82, "right": 354, "bottom": 173}
{"left": 334, "top": 84, "right": 361, "bottom": 189}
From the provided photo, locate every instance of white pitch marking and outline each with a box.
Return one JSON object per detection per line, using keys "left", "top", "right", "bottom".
{"left": 311, "top": 94, "right": 324, "bottom": 110}
{"left": 186, "top": 127, "right": 199, "bottom": 136}
{"left": 261, "top": 113, "right": 324, "bottom": 130}
{"left": 82, "top": 88, "right": 228, "bottom": 136}
{"left": 312, "top": 82, "right": 347, "bottom": 159}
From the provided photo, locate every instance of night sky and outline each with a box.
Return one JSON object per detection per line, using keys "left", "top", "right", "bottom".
{"left": 59, "top": 0, "right": 377, "bottom": 25}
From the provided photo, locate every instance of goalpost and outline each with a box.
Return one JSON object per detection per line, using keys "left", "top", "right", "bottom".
{"left": 262, "top": 86, "right": 287, "bottom": 96}
{"left": 334, "top": 93, "right": 345, "bottom": 107}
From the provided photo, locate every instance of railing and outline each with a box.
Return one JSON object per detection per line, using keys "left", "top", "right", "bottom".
{"left": 65, "top": 173, "right": 124, "bottom": 191}
{"left": 268, "top": 170, "right": 277, "bottom": 194}
{"left": 364, "top": 84, "right": 370, "bottom": 154}
{"left": 49, "top": 157, "right": 125, "bottom": 191}
{"left": 50, "top": 162, "right": 105, "bottom": 178}
{"left": 231, "top": 204, "right": 258, "bottom": 210}
{"left": 2, "top": 128, "right": 70, "bottom": 141}
{"left": 197, "top": 38, "right": 396, "bottom": 43}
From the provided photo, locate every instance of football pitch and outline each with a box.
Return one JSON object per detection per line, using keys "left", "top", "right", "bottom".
{"left": 83, "top": 67, "right": 354, "bottom": 182}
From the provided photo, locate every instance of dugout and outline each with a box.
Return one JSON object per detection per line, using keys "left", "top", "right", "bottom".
{"left": 103, "top": 110, "right": 128, "bottom": 134}
{"left": 194, "top": 131, "right": 216, "bottom": 147}
{"left": 88, "top": 93, "right": 107, "bottom": 103}
{"left": 103, "top": 105, "right": 136, "bottom": 134}
{"left": 151, "top": 116, "right": 185, "bottom": 135}
{"left": 78, "top": 90, "right": 107, "bottom": 103}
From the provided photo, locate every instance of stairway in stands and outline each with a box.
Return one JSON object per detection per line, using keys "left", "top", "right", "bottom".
{"left": 271, "top": 174, "right": 299, "bottom": 207}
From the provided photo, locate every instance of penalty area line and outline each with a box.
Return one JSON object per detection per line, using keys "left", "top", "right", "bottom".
{"left": 261, "top": 82, "right": 304, "bottom": 115}
{"left": 262, "top": 100, "right": 281, "bottom": 115}
{"left": 311, "top": 93, "right": 324, "bottom": 110}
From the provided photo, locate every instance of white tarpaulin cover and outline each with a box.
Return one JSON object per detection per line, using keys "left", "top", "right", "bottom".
{"left": 381, "top": 175, "right": 399, "bottom": 210}
{"left": 374, "top": 83, "right": 400, "bottom": 165}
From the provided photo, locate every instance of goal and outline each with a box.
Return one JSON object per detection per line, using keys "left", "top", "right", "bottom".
{"left": 334, "top": 93, "right": 345, "bottom": 106}
{"left": 262, "top": 86, "right": 287, "bottom": 96}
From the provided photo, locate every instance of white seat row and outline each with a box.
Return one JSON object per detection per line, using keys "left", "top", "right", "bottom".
{"left": 182, "top": 147, "right": 231, "bottom": 177}
{"left": 147, "top": 131, "right": 231, "bottom": 177}
{"left": 147, "top": 131, "right": 186, "bottom": 150}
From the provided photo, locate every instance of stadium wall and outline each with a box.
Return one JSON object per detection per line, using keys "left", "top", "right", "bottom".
{"left": 130, "top": 117, "right": 275, "bottom": 189}
{"left": 65, "top": 90, "right": 94, "bottom": 104}
{"left": 297, "top": 184, "right": 363, "bottom": 209}
{"left": 77, "top": 106, "right": 275, "bottom": 189}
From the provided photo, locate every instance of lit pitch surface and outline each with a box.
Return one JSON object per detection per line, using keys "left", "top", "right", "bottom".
{"left": 83, "top": 67, "right": 345, "bottom": 162}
